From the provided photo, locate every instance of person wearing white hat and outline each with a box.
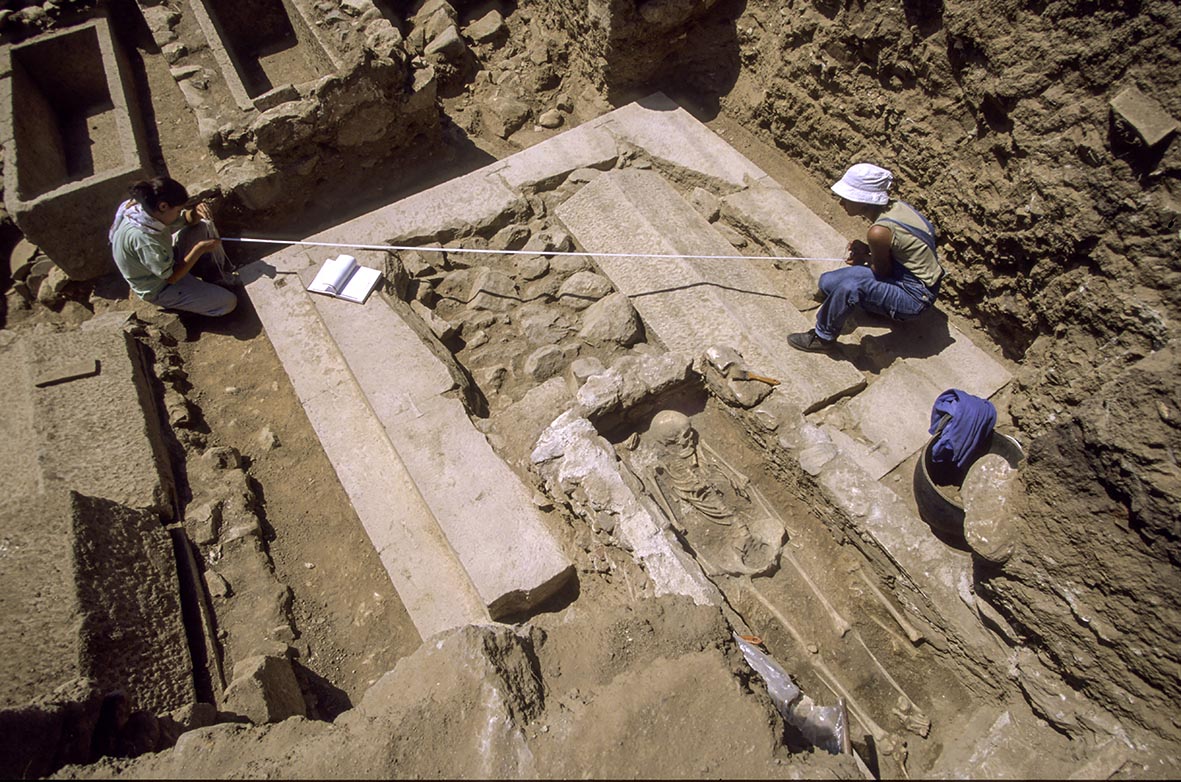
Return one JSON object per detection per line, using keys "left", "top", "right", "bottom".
{"left": 789, "top": 163, "right": 945, "bottom": 352}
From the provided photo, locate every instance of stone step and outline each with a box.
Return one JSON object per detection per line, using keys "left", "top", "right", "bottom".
{"left": 814, "top": 326, "right": 1014, "bottom": 479}
{"left": 555, "top": 167, "right": 867, "bottom": 414}
{"left": 242, "top": 255, "right": 492, "bottom": 640}
{"left": 719, "top": 175, "right": 1013, "bottom": 478}
{"left": 589, "top": 93, "right": 772, "bottom": 192}
{"left": 297, "top": 259, "right": 575, "bottom": 620}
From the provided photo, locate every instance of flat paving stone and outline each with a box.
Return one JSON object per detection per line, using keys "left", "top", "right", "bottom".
{"left": 301, "top": 264, "right": 574, "bottom": 619}
{"left": 814, "top": 325, "right": 1013, "bottom": 479}
{"left": 556, "top": 167, "right": 866, "bottom": 413}
{"left": 242, "top": 254, "right": 490, "bottom": 640}
{"left": 590, "top": 93, "right": 770, "bottom": 192}
{"left": 489, "top": 121, "right": 619, "bottom": 192}
{"left": 26, "top": 328, "right": 175, "bottom": 516}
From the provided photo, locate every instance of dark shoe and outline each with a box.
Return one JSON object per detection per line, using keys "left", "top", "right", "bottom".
{"left": 788, "top": 329, "right": 835, "bottom": 352}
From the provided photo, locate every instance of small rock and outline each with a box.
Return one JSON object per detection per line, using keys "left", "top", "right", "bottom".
{"left": 538, "top": 109, "right": 563, "bottom": 129}
{"left": 36, "top": 264, "right": 71, "bottom": 306}
{"left": 468, "top": 267, "right": 519, "bottom": 311}
{"left": 1110, "top": 85, "right": 1179, "bottom": 146}
{"left": 203, "top": 446, "right": 241, "bottom": 470}
{"left": 464, "top": 9, "right": 506, "bottom": 44}
{"left": 204, "top": 569, "right": 230, "bottom": 599}
{"left": 525, "top": 345, "right": 565, "bottom": 382}
{"left": 518, "top": 304, "right": 573, "bottom": 344}
{"left": 558, "top": 271, "right": 613, "bottom": 309}
{"left": 485, "top": 94, "right": 531, "bottom": 138}
{"left": 962, "top": 453, "right": 1019, "bottom": 564}
{"left": 474, "top": 364, "right": 509, "bottom": 393}
{"left": 424, "top": 24, "right": 467, "bottom": 60}
{"left": 168, "top": 702, "right": 217, "bottom": 731}
{"left": 514, "top": 255, "right": 549, "bottom": 281}
{"left": 552, "top": 255, "right": 592, "bottom": 276}
{"left": 257, "top": 426, "right": 281, "bottom": 450}
{"left": 188, "top": 500, "right": 223, "bottom": 545}
{"left": 161, "top": 41, "right": 187, "bottom": 64}
{"left": 222, "top": 655, "right": 307, "bottom": 725}
{"left": 566, "top": 356, "right": 605, "bottom": 389}
{"left": 578, "top": 292, "right": 643, "bottom": 346}
{"left": 165, "top": 389, "right": 192, "bottom": 428}
{"left": 490, "top": 223, "right": 531, "bottom": 251}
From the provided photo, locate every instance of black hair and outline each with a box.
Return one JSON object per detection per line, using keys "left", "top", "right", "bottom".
{"left": 128, "top": 176, "right": 189, "bottom": 212}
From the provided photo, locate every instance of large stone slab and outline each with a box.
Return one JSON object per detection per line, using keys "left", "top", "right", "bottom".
{"left": 815, "top": 329, "right": 1013, "bottom": 479}
{"left": 489, "top": 121, "right": 619, "bottom": 192}
{"left": 556, "top": 168, "right": 865, "bottom": 412}
{"left": 242, "top": 254, "right": 491, "bottom": 640}
{"left": 590, "top": 93, "right": 770, "bottom": 192}
{"left": 0, "top": 489, "right": 194, "bottom": 714}
{"left": 721, "top": 183, "right": 847, "bottom": 286}
{"left": 301, "top": 263, "right": 575, "bottom": 618}
{"left": 360, "top": 169, "right": 527, "bottom": 245}
{"left": 26, "top": 328, "right": 176, "bottom": 517}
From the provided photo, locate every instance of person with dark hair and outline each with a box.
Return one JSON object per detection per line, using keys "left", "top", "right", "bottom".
{"left": 109, "top": 176, "right": 238, "bottom": 317}
{"left": 789, "top": 163, "right": 944, "bottom": 352}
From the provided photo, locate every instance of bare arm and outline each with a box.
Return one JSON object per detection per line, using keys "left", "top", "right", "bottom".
{"left": 167, "top": 237, "right": 221, "bottom": 283}
{"left": 865, "top": 224, "right": 894, "bottom": 278}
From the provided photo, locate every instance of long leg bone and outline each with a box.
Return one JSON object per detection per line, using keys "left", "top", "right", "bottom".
{"left": 852, "top": 631, "right": 931, "bottom": 737}
{"left": 855, "top": 566, "right": 924, "bottom": 645}
{"left": 783, "top": 548, "right": 852, "bottom": 637}
{"left": 811, "top": 657, "right": 891, "bottom": 744}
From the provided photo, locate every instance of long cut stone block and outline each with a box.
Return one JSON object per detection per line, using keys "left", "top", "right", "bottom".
{"left": 591, "top": 93, "right": 770, "bottom": 192}
{"left": 28, "top": 328, "right": 176, "bottom": 517}
{"left": 556, "top": 168, "right": 865, "bottom": 413}
{"left": 242, "top": 254, "right": 491, "bottom": 639}
{"left": 302, "top": 269, "right": 575, "bottom": 619}
{"left": 815, "top": 330, "right": 1013, "bottom": 479}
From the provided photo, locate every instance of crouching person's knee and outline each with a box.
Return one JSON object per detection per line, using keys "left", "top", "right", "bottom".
{"left": 207, "top": 288, "right": 238, "bottom": 317}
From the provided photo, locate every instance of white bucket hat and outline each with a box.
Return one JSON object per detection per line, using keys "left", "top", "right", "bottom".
{"left": 830, "top": 163, "right": 894, "bottom": 206}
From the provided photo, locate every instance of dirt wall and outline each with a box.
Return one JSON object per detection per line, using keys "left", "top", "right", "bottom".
{"left": 707, "top": 0, "right": 1181, "bottom": 743}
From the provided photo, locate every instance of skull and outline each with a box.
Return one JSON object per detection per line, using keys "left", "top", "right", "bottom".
{"left": 650, "top": 410, "right": 697, "bottom": 455}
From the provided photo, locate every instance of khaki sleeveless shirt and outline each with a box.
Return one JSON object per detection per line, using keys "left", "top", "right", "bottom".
{"left": 874, "top": 201, "right": 944, "bottom": 288}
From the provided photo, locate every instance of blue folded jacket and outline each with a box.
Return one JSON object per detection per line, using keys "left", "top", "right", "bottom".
{"left": 928, "top": 389, "right": 997, "bottom": 471}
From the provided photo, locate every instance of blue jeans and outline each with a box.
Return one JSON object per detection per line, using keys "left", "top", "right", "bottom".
{"left": 813, "top": 264, "right": 937, "bottom": 341}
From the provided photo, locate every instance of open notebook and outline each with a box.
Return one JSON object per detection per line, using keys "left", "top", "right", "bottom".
{"left": 306, "top": 254, "right": 382, "bottom": 303}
